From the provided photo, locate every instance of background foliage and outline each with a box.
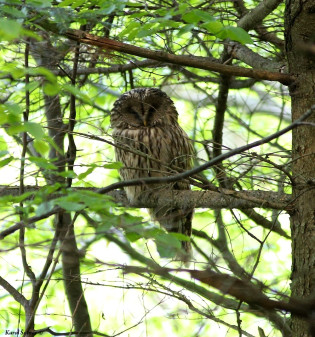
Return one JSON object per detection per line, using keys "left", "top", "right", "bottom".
{"left": 0, "top": 0, "right": 296, "bottom": 336}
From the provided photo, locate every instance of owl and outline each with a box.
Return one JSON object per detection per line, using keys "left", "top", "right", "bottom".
{"left": 110, "top": 88, "right": 194, "bottom": 259}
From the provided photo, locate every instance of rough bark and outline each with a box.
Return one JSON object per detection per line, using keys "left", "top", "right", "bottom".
{"left": 285, "top": 1, "right": 315, "bottom": 336}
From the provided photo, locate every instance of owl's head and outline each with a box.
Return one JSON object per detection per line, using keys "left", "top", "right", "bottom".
{"left": 110, "top": 88, "right": 178, "bottom": 128}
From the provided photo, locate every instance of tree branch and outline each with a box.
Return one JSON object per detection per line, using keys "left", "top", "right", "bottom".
{"left": 97, "top": 105, "right": 314, "bottom": 195}
{"left": 237, "top": 0, "right": 283, "bottom": 31}
{"left": 229, "top": 43, "right": 284, "bottom": 72}
{"left": 0, "top": 275, "right": 28, "bottom": 308}
{"left": 123, "top": 265, "right": 310, "bottom": 319}
{"left": 38, "top": 19, "right": 294, "bottom": 85}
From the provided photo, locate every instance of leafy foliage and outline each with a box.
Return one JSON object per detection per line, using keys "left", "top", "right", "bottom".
{"left": 0, "top": 0, "right": 293, "bottom": 336}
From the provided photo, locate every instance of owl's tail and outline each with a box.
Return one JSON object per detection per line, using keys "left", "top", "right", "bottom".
{"left": 150, "top": 207, "right": 193, "bottom": 264}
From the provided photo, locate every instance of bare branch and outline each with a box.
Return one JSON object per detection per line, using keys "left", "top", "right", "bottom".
{"left": 97, "top": 105, "right": 314, "bottom": 194}
{"left": 229, "top": 43, "right": 285, "bottom": 72}
{"left": 237, "top": 0, "right": 283, "bottom": 31}
{"left": 0, "top": 276, "right": 28, "bottom": 308}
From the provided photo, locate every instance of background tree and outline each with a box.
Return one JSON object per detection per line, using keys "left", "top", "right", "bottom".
{"left": 0, "top": 0, "right": 314, "bottom": 337}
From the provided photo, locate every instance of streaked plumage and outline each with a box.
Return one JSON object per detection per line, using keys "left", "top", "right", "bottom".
{"left": 110, "top": 88, "right": 194, "bottom": 259}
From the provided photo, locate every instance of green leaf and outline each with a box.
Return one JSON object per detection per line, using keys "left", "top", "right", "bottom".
{"left": 182, "top": 11, "right": 200, "bottom": 24}
{"left": 25, "top": 81, "right": 40, "bottom": 93}
{"left": 57, "top": 0, "right": 75, "bottom": 6}
{"left": 21, "top": 28, "right": 42, "bottom": 41}
{"left": 100, "top": 4, "right": 116, "bottom": 14}
{"left": 0, "top": 19, "right": 22, "bottom": 41}
{"left": 28, "top": 0, "right": 52, "bottom": 7}
{"left": 33, "top": 139, "right": 49, "bottom": 155}
{"left": 178, "top": 24, "right": 194, "bottom": 36}
{"left": 224, "top": 26, "right": 253, "bottom": 44}
{"left": 104, "top": 162, "right": 123, "bottom": 169}
{"left": 54, "top": 200, "right": 85, "bottom": 211}
{"left": 0, "top": 111, "right": 8, "bottom": 125}
{"left": 0, "top": 157, "right": 13, "bottom": 168}
{"left": 0, "top": 151, "right": 9, "bottom": 157}
{"left": 43, "top": 82, "right": 60, "bottom": 96}
{"left": 169, "top": 232, "right": 190, "bottom": 242}
{"left": 70, "top": 0, "right": 85, "bottom": 8}
{"left": 0, "top": 6, "right": 26, "bottom": 18}
{"left": 182, "top": 9, "right": 214, "bottom": 24}
{"left": 95, "top": 221, "right": 112, "bottom": 235}
{"left": 27, "top": 67, "right": 57, "bottom": 83}
{"left": 126, "top": 232, "right": 142, "bottom": 242}
{"left": 5, "top": 103, "right": 22, "bottom": 116}
{"left": 201, "top": 21, "right": 223, "bottom": 35}
{"left": 28, "top": 156, "right": 58, "bottom": 170}
{"left": 119, "top": 22, "right": 141, "bottom": 39}
{"left": 155, "top": 233, "right": 181, "bottom": 258}
{"left": 193, "top": 10, "right": 215, "bottom": 22}
{"left": 25, "top": 122, "right": 45, "bottom": 139}
{"left": 0, "top": 136, "right": 8, "bottom": 151}
{"left": 62, "top": 84, "right": 93, "bottom": 104}
{"left": 78, "top": 166, "right": 96, "bottom": 180}
{"left": 57, "top": 170, "right": 77, "bottom": 178}
{"left": 58, "top": 190, "right": 114, "bottom": 212}
{"left": 0, "top": 191, "right": 34, "bottom": 205}
{"left": 6, "top": 124, "right": 25, "bottom": 136}
{"left": 36, "top": 201, "right": 55, "bottom": 216}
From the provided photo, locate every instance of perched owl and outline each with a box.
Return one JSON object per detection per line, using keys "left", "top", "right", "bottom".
{"left": 110, "top": 88, "right": 194, "bottom": 259}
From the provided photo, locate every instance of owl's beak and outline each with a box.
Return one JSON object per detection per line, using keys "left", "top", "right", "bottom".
{"left": 143, "top": 118, "right": 147, "bottom": 126}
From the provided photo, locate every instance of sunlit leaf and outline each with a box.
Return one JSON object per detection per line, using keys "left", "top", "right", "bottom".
{"left": 201, "top": 21, "right": 223, "bottom": 35}
{"left": 25, "top": 122, "right": 45, "bottom": 140}
{"left": 104, "top": 162, "right": 123, "bottom": 169}
{"left": 78, "top": 166, "right": 96, "bottom": 180}
{"left": 33, "top": 139, "right": 50, "bottom": 155}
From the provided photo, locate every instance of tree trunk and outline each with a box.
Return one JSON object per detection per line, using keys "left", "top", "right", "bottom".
{"left": 285, "top": 1, "right": 315, "bottom": 336}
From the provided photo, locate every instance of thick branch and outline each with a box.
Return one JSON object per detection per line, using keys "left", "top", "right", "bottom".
{"left": 65, "top": 30, "right": 292, "bottom": 84}
{"left": 0, "top": 189, "right": 292, "bottom": 241}
{"left": 0, "top": 186, "right": 292, "bottom": 209}
{"left": 38, "top": 19, "right": 294, "bottom": 85}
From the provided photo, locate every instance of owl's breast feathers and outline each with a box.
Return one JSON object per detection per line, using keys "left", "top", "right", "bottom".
{"left": 113, "top": 125, "right": 193, "bottom": 176}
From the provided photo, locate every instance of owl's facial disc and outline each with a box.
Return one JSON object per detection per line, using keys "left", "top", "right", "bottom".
{"left": 125, "top": 100, "right": 160, "bottom": 127}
